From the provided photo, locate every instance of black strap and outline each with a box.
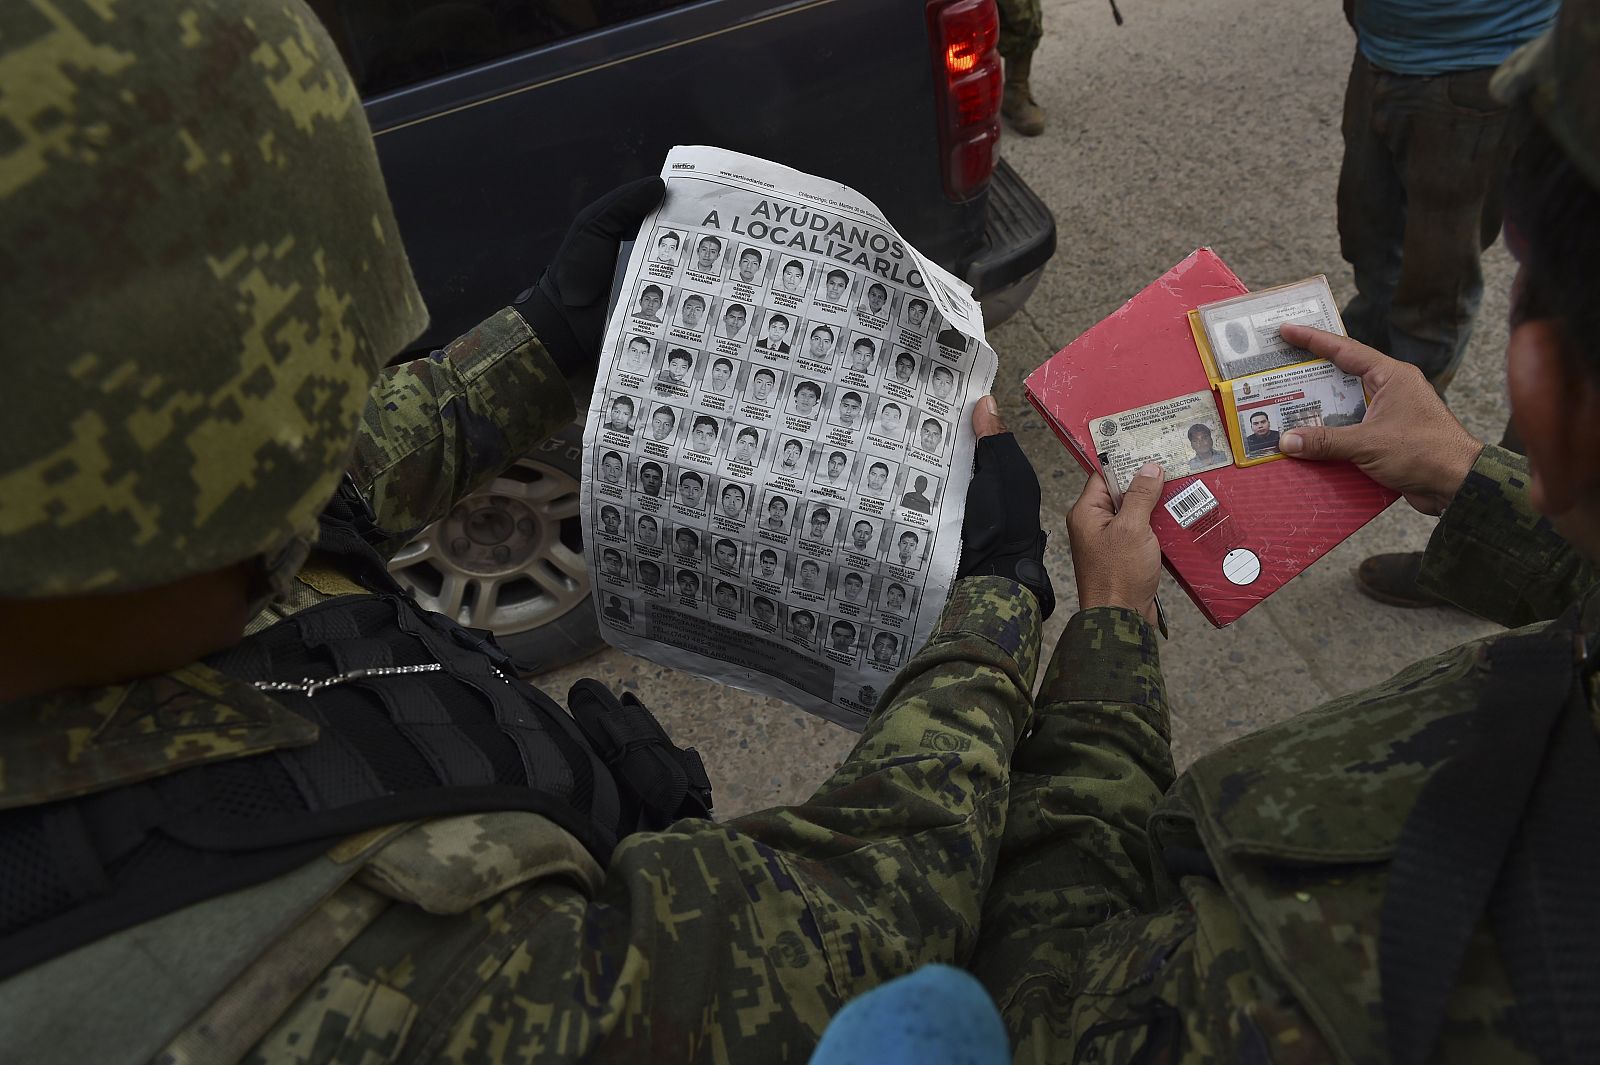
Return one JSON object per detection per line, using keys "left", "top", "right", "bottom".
{"left": 1488, "top": 682, "right": 1600, "bottom": 1062}
{"left": 1380, "top": 616, "right": 1599, "bottom": 1063}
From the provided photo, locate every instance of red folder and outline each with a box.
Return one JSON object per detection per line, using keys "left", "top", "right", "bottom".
{"left": 1024, "top": 248, "right": 1398, "bottom": 626}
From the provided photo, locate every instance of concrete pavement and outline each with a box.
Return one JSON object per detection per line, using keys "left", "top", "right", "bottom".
{"left": 544, "top": 0, "right": 1513, "bottom": 818}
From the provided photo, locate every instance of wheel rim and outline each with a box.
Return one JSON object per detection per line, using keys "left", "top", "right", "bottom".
{"left": 388, "top": 457, "right": 589, "bottom": 634}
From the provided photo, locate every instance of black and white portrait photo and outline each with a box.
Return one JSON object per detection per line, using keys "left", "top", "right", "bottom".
{"left": 844, "top": 336, "right": 878, "bottom": 375}
{"left": 690, "top": 234, "right": 725, "bottom": 276}
{"left": 773, "top": 258, "right": 810, "bottom": 297}
{"left": 755, "top": 311, "right": 792, "bottom": 353}
{"left": 676, "top": 292, "right": 710, "bottom": 332}
{"left": 744, "top": 366, "right": 782, "bottom": 407}
{"left": 651, "top": 230, "right": 682, "bottom": 266}
{"left": 618, "top": 334, "right": 654, "bottom": 375}
{"left": 632, "top": 282, "right": 667, "bottom": 323}
{"left": 788, "top": 378, "right": 825, "bottom": 420}
{"left": 771, "top": 436, "right": 809, "bottom": 478}
{"left": 656, "top": 348, "right": 695, "bottom": 389}
{"left": 733, "top": 246, "right": 765, "bottom": 285}
{"left": 859, "top": 281, "right": 890, "bottom": 319}
{"left": 643, "top": 404, "right": 680, "bottom": 445}
{"left": 803, "top": 323, "right": 838, "bottom": 363}
{"left": 915, "top": 416, "right": 948, "bottom": 455}
{"left": 716, "top": 302, "right": 750, "bottom": 341}
{"left": 817, "top": 268, "right": 851, "bottom": 306}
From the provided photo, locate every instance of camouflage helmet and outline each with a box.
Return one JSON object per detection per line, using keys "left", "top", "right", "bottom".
{"left": 0, "top": 0, "right": 428, "bottom": 597}
{"left": 1492, "top": 0, "right": 1600, "bottom": 192}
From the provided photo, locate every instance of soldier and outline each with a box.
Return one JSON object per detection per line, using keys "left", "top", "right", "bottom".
{"left": 1341, "top": 0, "right": 1557, "bottom": 609}
{"left": 969, "top": 6, "right": 1600, "bottom": 1059}
{"left": 999, "top": 0, "right": 1046, "bottom": 136}
{"left": 0, "top": 4, "right": 1056, "bottom": 1062}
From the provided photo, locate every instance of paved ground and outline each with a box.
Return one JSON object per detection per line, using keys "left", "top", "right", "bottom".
{"left": 544, "top": 0, "right": 1515, "bottom": 819}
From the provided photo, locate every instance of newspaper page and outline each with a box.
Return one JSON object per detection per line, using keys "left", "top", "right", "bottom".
{"left": 579, "top": 146, "right": 997, "bottom": 728}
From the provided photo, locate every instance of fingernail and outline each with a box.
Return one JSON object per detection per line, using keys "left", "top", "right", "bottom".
{"left": 1280, "top": 432, "right": 1302, "bottom": 454}
{"left": 981, "top": 395, "right": 998, "bottom": 416}
{"left": 1138, "top": 461, "right": 1162, "bottom": 478}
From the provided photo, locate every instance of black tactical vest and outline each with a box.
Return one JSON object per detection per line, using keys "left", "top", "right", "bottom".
{"left": 0, "top": 496, "right": 710, "bottom": 981}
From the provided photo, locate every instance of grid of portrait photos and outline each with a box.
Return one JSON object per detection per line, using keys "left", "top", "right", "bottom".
{"left": 588, "top": 222, "right": 983, "bottom": 680}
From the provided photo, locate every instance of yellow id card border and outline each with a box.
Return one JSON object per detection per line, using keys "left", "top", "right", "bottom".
{"left": 1218, "top": 359, "right": 1373, "bottom": 468}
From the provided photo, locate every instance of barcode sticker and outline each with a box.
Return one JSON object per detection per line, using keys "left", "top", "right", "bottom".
{"left": 1165, "top": 479, "right": 1218, "bottom": 528}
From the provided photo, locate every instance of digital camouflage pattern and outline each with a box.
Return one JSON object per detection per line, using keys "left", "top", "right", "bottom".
{"left": 997, "top": 0, "right": 1044, "bottom": 62}
{"left": 3, "top": 307, "right": 574, "bottom": 812}
{"left": 237, "top": 573, "right": 1044, "bottom": 1063}
{"left": 0, "top": 0, "right": 427, "bottom": 597}
{"left": 970, "top": 444, "right": 1598, "bottom": 1063}
{"left": 0, "top": 260, "right": 1052, "bottom": 1060}
{"left": 351, "top": 308, "right": 577, "bottom": 557}
{"left": 0, "top": 662, "right": 317, "bottom": 809}
{"left": 0, "top": 2, "right": 1065, "bottom": 1056}
{"left": 1418, "top": 445, "right": 1596, "bottom": 626}
{"left": 239, "top": 308, "right": 571, "bottom": 640}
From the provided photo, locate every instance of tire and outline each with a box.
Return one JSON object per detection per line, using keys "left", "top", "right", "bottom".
{"left": 387, "top": 422, "right": 603, "bottom": 675}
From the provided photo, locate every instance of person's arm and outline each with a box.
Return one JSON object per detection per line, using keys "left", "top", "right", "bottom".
{"left": 412, "top": 576, "right": 1042, "bottom": 1060}
{"left": 971, "top": 604, "right": 1174, "bottom": 1008}
{"left": 439, "top": 407, "right": 1052, "bottom": 1056}
{"left": 1418, "top": 445, "right": 1597, "bottom": 626}
{"left": 1272, "top": 324, "right": 1598, "bottom": 625}
{"left": 345, "top": 178, "right": 664, "bottom": 558}
{"left": 970, "top": 462, "right": 1176, "bottom": 1000}
{"left": 347, "top": 309, "right": 575, "bottom": 557}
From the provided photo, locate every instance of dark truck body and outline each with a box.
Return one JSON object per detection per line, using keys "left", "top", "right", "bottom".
{"left": 306, "top": 0, "right": 1054, "bottom": 671}
{"left": 313, "top": 0, "right": 1054, "bottom": 352}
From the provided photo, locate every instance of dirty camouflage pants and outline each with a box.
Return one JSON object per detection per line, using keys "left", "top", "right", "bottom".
{"left": 998, "top": 0, "right": 1043, "bottom": 62}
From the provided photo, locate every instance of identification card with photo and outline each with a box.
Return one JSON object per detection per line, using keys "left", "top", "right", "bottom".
{"left": 1194, "top": 275, "right": 1343, "bottom": 380}
{"left": 1090, "top": 390, "right": 1234, "bottom": 494}
{"left": 1225, "top": 358, "right": 1369, "bottom": 466}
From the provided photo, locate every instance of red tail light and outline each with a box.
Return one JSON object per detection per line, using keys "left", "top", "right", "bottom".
{"left": 927, "top": 0, "right": 1002, "bottom": 201}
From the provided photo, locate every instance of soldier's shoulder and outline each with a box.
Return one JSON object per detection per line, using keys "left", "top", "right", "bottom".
{"left": 0, "top": 664, "right": 316, "bottom": 808}
{"left": 1155, "top": 628, "right": 1556, "bottom": 1064}
{"left": 1175, "top": 629, "right": 1519, "bottom": 856}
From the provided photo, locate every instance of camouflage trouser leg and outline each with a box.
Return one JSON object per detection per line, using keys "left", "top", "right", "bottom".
{"left": 997, "top": 0, "right": 1044, "bottom": 62}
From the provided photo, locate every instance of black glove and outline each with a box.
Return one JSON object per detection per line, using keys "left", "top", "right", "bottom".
{"left": 957, "top": 432, "right": 1056, "bottom": 619}
{"left": 516, "top": 177, "right": 666, "bottom": 380}
{"left": 567, "top": 679, "right": 713, "bottom": 829}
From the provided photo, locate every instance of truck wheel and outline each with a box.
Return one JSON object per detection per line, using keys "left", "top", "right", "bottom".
{"left": 387, "top": 422, "right": 602, "bottom": 675}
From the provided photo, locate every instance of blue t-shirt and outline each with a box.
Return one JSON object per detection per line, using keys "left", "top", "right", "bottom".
{"left": 1357, "top": 0, "right": 1557, "bottom": 75}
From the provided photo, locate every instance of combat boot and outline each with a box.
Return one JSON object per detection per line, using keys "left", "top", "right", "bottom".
{"left": 1002, "top": 56, "right": 1046, "bottom": 136}
{"left": 1354, "top": 551, "right": 1449, "bottom": 609}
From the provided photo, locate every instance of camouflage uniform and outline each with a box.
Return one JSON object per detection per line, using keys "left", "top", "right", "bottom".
{"left": 1, "top": 303, "right": 1049, "bottom": 1062}
{"left": 998, "top": 0, "right": 1046, "bottom": 136}
{"left": 968, "top": 445, "right": 1597, "bottom": 1061}
{"left": 997, "top": 0, "right": 1045, "bottom": 63}
{"left": 0, "top": 2, "right": 1049, "bottom": 1060}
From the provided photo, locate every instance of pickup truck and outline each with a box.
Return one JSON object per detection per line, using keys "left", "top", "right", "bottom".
{"left": 309, "top": 0, "right": 1057, "bottom": 671}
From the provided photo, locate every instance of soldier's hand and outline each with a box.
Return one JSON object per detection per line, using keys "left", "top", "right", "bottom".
{"left": 1277, "top": 324, "right": 1483, "bottom": 516}
{"left": 1068, "top": 462, "right": 1164, "bottom": 624}
{"left": 957, "top": 397, "right": 1055, "bottom": 619}
{"left": 516, "top": 177, "right": 666, "bottom": 380}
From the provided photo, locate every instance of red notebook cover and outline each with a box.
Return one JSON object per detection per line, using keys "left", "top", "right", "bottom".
{"left": 1024, "top": 248, "right": 1398, "bottom": 626}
